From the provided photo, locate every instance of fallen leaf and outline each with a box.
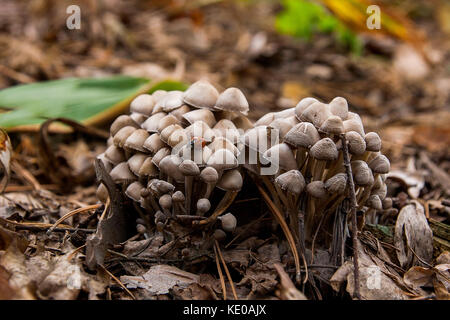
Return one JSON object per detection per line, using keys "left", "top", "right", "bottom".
{"left": 0, "top": 129, "right": 12, "bottom": 193}
{"left": 120, "top": 265, "right": 199, "bottom": 296}
{"left": 394, "top": 202, "right": 433, "bottom": 269}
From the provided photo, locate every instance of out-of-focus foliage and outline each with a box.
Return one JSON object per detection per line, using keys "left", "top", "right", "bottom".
{"left": 0, "top": 77, "right": 187, "bottom": 130}
{"left": 275, "top": 0, "right": 362, "bottom": 54}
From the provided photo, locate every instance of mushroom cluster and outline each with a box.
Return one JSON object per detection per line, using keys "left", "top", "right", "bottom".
{"left": 96, "top": 81, "right": 392, "bottom": 252}
{"left": 244, "top": 96, "right": 391, "bottom": 242}
{"left": 96, "top": 80, "right": 253, "bottom": 237}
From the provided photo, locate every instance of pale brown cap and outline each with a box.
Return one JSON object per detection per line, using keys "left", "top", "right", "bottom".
{"left": 329, "top": 97, "right": 348, "bottom": 120}
{"left": 309, "top": 138, "right": 338, "bottom": 161}
{"left": 200, "top": 166, "right": 219, "bottom": 184}
{"left": 141, "top": 112, "right": 167, "bottom": 133}
{"left": 306, "top": 181, "right": 327, "bottom": 199}
{"left": 110, "top": 162, "right": 137, "bottom": 184}
{"left": 368, "top": 154, "right": 390, "bottom": 174}
{"left": 351, "top": 160, "right": 374, "bottom": 186}
{"left": 183, "top": 109, "right": 217, "bottom": 128}
{"left": 143, "top": 133, "right": 167, "bottom": 154}
{"left": 320, "top": 115, "right": 344, "bottom": 134}
{"left": 127, "top": 153, "right": 147, "bottom": 176}
{"left": 124, "top": 129, "right": 150, "bottom": 152}
{"left": 179, "top": 159, "right": 200, "bottom": 176}
{"left": 105, "top": 145, "right": 126, "bottom": 165}
{"left": 125, "top": 181, "right": 145, "bottom": 202}
{"left": 324, "top": 173, "right": 347, "bottom": 195}
{"left": 295, "top": 97, "right": 319, "bottom": 121}
{"left": 263, "top": 143, "right": 297, "bottom": 171}
{"left": 130, "top": 94, "right": 155, "bottom": 116}
{"left": 110, "top": 115, "right": 139, "bottom": 136}
{"left": 215, "top": 87, "right": 249, "bottom": 115}
{"left": 365, "top": 132, "right": 382, "bottom": 152}
{"left": 299, "top": 102, "right": 332, "bottom": 127}
{"left": 183, "top": 80, "right": 219, "bottom": 110}
{"left": 217, "top": 169, "right": 243, "bottom": 191}
{"left": 113, "top": 126, "right": 136, "bottom": 148}
{"left": 275, "top": 170, "right": 305, "bottom": 195}
{"left": 345, "top": 131, "right": 366, "bottom": 155}
{"left": 219, "top": 213, "right": 237, "bottom": 232}
{"left": 284, "top": 122, "right": 320, "bottom": 148}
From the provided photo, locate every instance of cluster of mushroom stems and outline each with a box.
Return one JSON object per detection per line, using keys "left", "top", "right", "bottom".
{"left": 96, "top": 80, "right": 392, "bottom": 251}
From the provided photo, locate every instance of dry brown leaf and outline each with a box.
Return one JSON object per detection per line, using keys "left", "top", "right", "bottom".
{"left": 0, "top": 129, "right": 12, "bottom": 193}
{"left": 394, "top": 202, "right": 433, "bottom": 268}
{"left": 120, "top": 265, "right": 199, "bottom": 296}
{"left": 403, "top": 266, "right": 434, "bottom": 290}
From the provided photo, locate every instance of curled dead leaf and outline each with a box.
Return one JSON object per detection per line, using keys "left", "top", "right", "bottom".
{"left": 394, "top": 202, "right": 433, "bottom": 269}
{"left": 0, "top": 129, "right": 12, "bottom": 193}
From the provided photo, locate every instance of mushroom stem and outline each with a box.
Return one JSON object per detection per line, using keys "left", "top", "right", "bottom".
{"left": 185, "top": 176, "right": 193, "bottom": 215}
{"left": 296, "top": 148, "right": 307, "bottom": 169}
{"left": 194, "top": 191, "right": 238, "bottom": 225}
{"left": 204, "top": 182, "right": 215, "bottom": 199}
{"left": 325, "top": 152, "right": 344, "bottom": 180}
{"left": 312, "top": 160, "right": 326, "bottom": 181}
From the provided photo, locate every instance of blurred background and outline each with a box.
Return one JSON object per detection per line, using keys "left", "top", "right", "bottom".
{"left": 0, "top": 0, "right": 449, "bottom": 200}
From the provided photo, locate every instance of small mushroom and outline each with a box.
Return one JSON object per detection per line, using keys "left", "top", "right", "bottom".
{"left": 183, "top": 109, "right": 216, "bottom": 128}
{"left": 141, "top": 112, "right": 167, "bottom": 132}
{"left": 368, "top": 154, "right": 390, "bottom": 174}
{"left": 284, "top": 122, "right": 320, "bottom": 169}
{"left": 172, "top": 191, "right": 186, "bottom": 215}
{"left": 159, "top": 194, "right": 173, "bottom": 217}
{"left": 127, "top": 153, "right": 147, "bottom": 176}
{"left": 105, "top": 145, "right": 126, "bottom": 165}
{"left": 130, "top": 94, "right": 155, "bottom": 116}
{"left": 110, "top": 115, "right": 139, "bottom": 136}
{"left": 263, "top": 143, "right": 297, "bottom": 172}
{"left": 365, "top": 132, "right": 381, "bottom": 152}
{"left": 196, "top": 198, "right": 211, "bottom": 216}
{"left": 200, "top": 166, "right": 219, "bottom": 198}
{"left": 110, "top": 162, "right": 137, "bottom": 185}
{"left": 329, "top": 97, "right": 348, "bottom": 120}
{"left": 351, "top": 160, "right": 374, "bottom": 187}
{"left": 206, "top": 148, "right": 238, "bottom": 171}
{"left": 159, "top": 155, "right": 185, "bottom": 183}
{"left": 125, "top": 181, "right": 145, "bottom": 202}
{"left": 179, "top": 159, "right": 200, "bottom": 215}
{"left": 113, "top": 126, "right": 136, "bottom": 148}
{"left": 157, "top": 114, "right": 180, "bottom": 133}
{"left": 218, "top": 213, "right": 237, "bottom": 233}
{"left": 294, "top": 97, "right": 319, "bottom": 121}
{"left": 152, "top": 147, "right": 171, "bottom": 168}
{"left": 96, "top": 183, "right": 108, "bottom": 203}
{"left": 183, "top": 80, "right": 219, "bottom": 110}
{"left": 138, "top": 157, "right": 159, "bottom": 178}
{"left": 124, "top": 129, "right": 149, "bottom": 152}
{"left": 143, "top": 133, "right": 166, "bottom": 154}
{"left": 215, "top": 87, "right": 249, "bottom": 115}
{"left": 309, "top": 138, "right": 338, "bottom": 180}
{"left": 300, "top": 101, "right": 332, "bottom": 128}
{"left": 319, "top": 115, "right": 344, "bottom": 135}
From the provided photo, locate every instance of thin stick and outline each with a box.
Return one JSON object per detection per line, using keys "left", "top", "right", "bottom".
{"left": 213, "top": 244, "right": 227, "bottom": 300}
{"left": 340, "top": 133, "right": 361, "bottom": 300}
{"left": 67, "top": 244, "right": 86, "bottom": 261}
{"left": 99, "top": 265, "right": 136, "bottom": 300}
{"left": 47, "top": 204, "right": 101, "bottom": 234}
{"left": 215, "top": 240, "right": 238, "bottom": 300}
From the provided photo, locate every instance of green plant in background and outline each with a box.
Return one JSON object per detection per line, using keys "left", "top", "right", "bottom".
{"left": 275, "top": 0, "right": 362, "bottom": 54}
{"left": 0, "top": 77, "right": 187, "bottom": 130}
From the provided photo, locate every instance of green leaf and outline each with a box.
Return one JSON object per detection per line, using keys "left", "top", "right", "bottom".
{"left": 0, "top": 76, "right": 187, "bottom": 130}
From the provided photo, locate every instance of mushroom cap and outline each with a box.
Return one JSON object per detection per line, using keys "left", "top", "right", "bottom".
{"left": 320, "top": 115, "right": 344, "bottom": 134}
{"left": 141, "top": 112, "right": 167, "bottom": 132}
{"left": 157, "top": 91, "right": 184, "bottom": 112}
{"left": 241, "top": 126, "right": 272, "bottom": 153}
{"left": 159, "top": 155, "right": 185, "bottom": 183}
{"left": 206, "top": 148, "right": 238, "bottom": 171}
{"left": 185, "top": 121, "right": 215, "bottom": 142}
{"left": 148, "top": 179, "right": 175, "bottom": 195}
{"left": 110, "top": 162, "right": 137, "bottom": 184}
{"left": 255, "top": 112, "right": 275, "bottom": 126}
{"left": 157, "top": 114, "right": 180, "bottom": 133}
{"left": 215, "top": 87, "right": 249, "bottom": 115}
{"left": 105, "top": 145, "right": 126, "bottom": 165}
{"left": 125, "top": 181, "right": 145, "bottom": 202}
{"left": 208, "top": 137, "right": 240, "bottom": 156}
{"left": 217, "top": 169, "right": 243, "bottom": 191}
{"left": 160, "top": 124, "right": 183, "bottom": 143}
{"left": 294, "top": 97, "right": 319, "bottom": 121}
{"left": 329, "top": 97, "right": 348, "bottom": 120}
{"left": 183, "top": 109, "right": 216, "bottom": 128}
{"left": 152, "top": 147, "right": 171, "bottom": 168}
{"left": 365, "top": 132, "right": 382, "bottom": 152}
{"left": 152, "top": 90, "right": 168, "bottom": 101}
{"left": 351, "top": 160, "right": 374, "bottom": 186}
{"left": 300, "top": 101, "right": 332, "bottom": 127}
{"left": 169, "top": 104, "right": 192, "bottom": 122}
{"left": 371, "top": 182, "right": 387, "bottom": 200}
{"left": 343, "top": 112, "right": 365, "bottom": 136}
{"left": 219, "top": 213, "right": 237, "bottom": 233}
{"left": 324, "top": 173, "right": 347, "bottom": 195}
{"left": 269, "top": 118, "right": 294, "bottom": 139}
{"left": 127, "top": 153, "right": 147, "bottom": 175}
{"left": 382, "top": 197, "right": 392, "bottom": 209}
{"left": 183, "top": 80, "right": 219, "bottom": 110}
{"left": 213, "top": 229, "right": 227, "bottom": 241}
{"left": 130, "top": 94, "right": 155, "bottom": 116}
{"left": 275, "top": 170, "right": 305, "bottom": 195}
{"left": 110, "top": 115, "right": 139, "bottom": 136}
{"left": 130, "top": 112, "right": 147, "bottom": 125}
{"left": 143, "top": 133, "right": 166, "bottom": 154}
{"left": 138, "top": 157, "right": 158, "bottom": 178}
{"left": 346, "top": 131, "right": 366, "bottom": 155}
{"left": 367, "top": 195, "right": 382, "bottom": 210}
{"left": 113, "top": 126, "right": 136, "bottom": 148}
{"left": 172, "top": 190, "right": 185, "bottom": 203}
{"left": 96, "top": 183, "right": 108, "bottom": 203}
{"left": 283, "top": 122, "right": 320, "bottom": 148}
{"left": 196, "top": 198, "right": 211, "bottom": 215}
{"left": 213, "top": 119, "right": 240, "bottom": 143}
{"left": 179, "top": 159, "right": 200, "bottom": 176}
{"left": 306, "top": 181, "right": 327, "bottom": 199}
{"left": 274, "top": 108, "right": 296, "bottom": 119}
{"left": 124, "top": 129, "right": 149, "bottom": 152}
{"left": 368, "top": 154, "right": 390, "bottom": 174}
{"left": 309, "top": 138, "right": 338, "bottom": 161}
{"left": 159, "top": 194, "right": 173, "bottom": 210}
{"left": 263, "top": 143, "right": 297, "bottom": 171}
{"left": 97, "top": 153, "right": 113, "bottom": 173}
{"left": 167, "top": 128, "right": 189, "bottom": 148}
{"left": 200, "top": 166, "right": 219, "bottom": 184}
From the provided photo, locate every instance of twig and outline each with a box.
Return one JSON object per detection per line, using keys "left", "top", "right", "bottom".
{"left": 0, "top": 218, "right": 95, "bottom": 233}
{"left": 47, "top": 203, "right": 101, "bottom": 235}
{"left": 213, "top": 244, "right": 227, "bottom": 300}
{"left": 340, "top": 133, "right": 361, "bottom": 300}
{"left": 99, "top": 264, "right": 136, "bottom": 300}
{"left": 215, "top": 240, "right": 238, "bottom": 300}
